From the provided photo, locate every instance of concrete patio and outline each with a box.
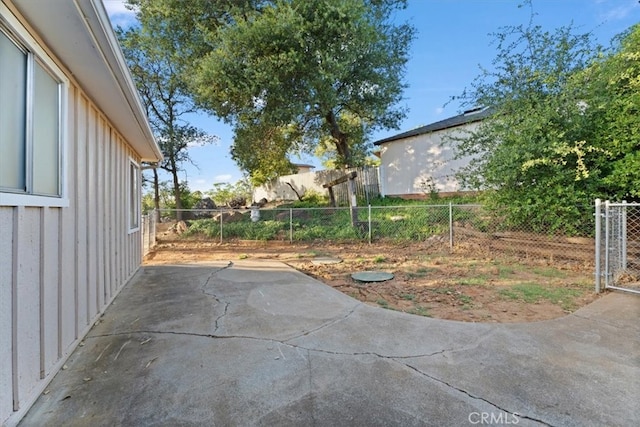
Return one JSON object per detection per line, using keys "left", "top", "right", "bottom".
{"left": 19, "top": 260, "right": 640, "bottom": 426}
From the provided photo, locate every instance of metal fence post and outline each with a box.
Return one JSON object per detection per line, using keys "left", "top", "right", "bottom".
{"left": 595, "top": 199, "right": 601, "bottom": 293}
{"left": 604, "top": 200, "right": 610, "bottom": 289}
{"left": 368, "top": 205, "right": 372, "bottom": 245}
{"left": 146, "top": 215, "right": 150, "bottom": 253}
{"left": 622, "top": 200, "right": 627, "bottom": 270}
{"left": 289, "top": 208, "right": 293, "bottom": 243}
{"left": 219, "top": 209, "right": 223, "bottom": 244}
{"left": 449, "top": 202, "right": 453, "bottom": 251}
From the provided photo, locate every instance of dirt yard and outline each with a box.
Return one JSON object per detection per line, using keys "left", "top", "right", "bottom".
{"left": 144, "top": 239, "right": 601, "bottom": 323}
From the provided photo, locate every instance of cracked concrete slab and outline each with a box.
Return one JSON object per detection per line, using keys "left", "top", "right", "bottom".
{"left": 19, "top": 261, "right": 639, "bottom": 426}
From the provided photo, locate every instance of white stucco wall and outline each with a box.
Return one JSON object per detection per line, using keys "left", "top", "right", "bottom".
{"left": 378, "top": 122, "right": 480, "bottom": 197}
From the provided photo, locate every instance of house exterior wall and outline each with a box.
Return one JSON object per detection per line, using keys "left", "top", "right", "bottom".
{"left": 378, "top": 122, "right": 480, "bottom": 198}
{"left": 0, "top": 8, "right": 144, "bottom": 425}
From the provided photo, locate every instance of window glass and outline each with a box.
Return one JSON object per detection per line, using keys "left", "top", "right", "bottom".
{"left": 0, "top": 23, "right": 63, "bottom": 202}
{"left": 129, "top": 161, "right": 140, "bottom": 229}
{"left": 0, "top": 30, "right": 27, "bottom": 191}
{"left": 32, "top": 60, "right": 60, "bottom": 196}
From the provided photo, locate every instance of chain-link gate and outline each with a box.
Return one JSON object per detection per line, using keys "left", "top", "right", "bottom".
{"left": 595, "top": 200, "right": 640, "bottom": 294}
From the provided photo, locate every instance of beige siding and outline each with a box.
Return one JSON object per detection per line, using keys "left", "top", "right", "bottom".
{"left": 1, "top": 72, "right": 144, "bottom": 426}
{"left": 15, "top": 207, "right": 41, "bottom": 410}
{"left": 0, "top": 208, "right": 14, "bottom": 417}
{"left": 41, "top": 207, "right": 60, "bottom": 377}
{"left": 74, "top": 93, "right": 89, "bottom": 340}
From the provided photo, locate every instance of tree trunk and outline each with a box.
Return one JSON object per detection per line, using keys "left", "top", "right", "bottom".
{"left": 153, "top": 168, "right": 160, "bottom": 223}
{"left": 325, "top": 110, "right": 351, "bottom": 167}
{"left": 169, "top": 155, "right": 183, "bottom": 221}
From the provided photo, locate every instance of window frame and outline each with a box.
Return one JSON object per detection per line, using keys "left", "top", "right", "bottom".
{"left": 128, "top": 159, "right": 141, "bottom": 233}
{"left": 0, "top": 11, "right": 68, "bottom": 208}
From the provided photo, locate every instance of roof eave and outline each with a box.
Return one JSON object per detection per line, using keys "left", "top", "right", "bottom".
{"left": 9, "top": 0, "right": 163, "bottom": 162}
{"left": 373, "top": 108, "right": 492, "bottom": 146}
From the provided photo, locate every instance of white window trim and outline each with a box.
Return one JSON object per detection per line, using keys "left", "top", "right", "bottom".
{"left": 0, "top": 7, "right": 69, "bottom": 208}
{"left": 128, "top": 158, "right": 141, "bottom": 233}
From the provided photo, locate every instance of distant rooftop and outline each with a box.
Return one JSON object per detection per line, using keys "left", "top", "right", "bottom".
{"left": 373, "top": 107, "right": 492, "bottom": 146}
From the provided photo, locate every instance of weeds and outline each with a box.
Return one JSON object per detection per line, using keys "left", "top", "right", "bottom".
{"left": 407, "top": 305, "right": 431, "bottom": 317}
{"left": 373, "top": 255, "right": 386, "bottom": 263}
{"left": 498, "top": 283, "right": 583, "bottom": 310}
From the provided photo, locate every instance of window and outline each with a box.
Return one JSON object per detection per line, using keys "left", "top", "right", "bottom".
{"left": 129, "top": 160, "right": 140, "bottom": 231}
{"left": 0, "top": 22, "right": 65, "bottom": 205}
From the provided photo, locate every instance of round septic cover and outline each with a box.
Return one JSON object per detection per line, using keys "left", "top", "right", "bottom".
{"left": 351, "top": 271, "right": 394, "bottom": 282}
{"left": 311, "top": 257, "right": 343, "bottom": 265}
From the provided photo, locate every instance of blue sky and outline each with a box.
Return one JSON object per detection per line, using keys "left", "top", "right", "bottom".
{"left": 102, "top": 0, "right": 640, "bottom": 193}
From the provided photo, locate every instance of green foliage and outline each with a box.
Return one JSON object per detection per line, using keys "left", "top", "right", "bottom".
{"left": 287, "top": 190, "right": 330, "bottom": 208}
{"left": 141, "top": 192, "right": 156, "bottom": 214}
{"left": 206, "top": 179, "right": 253, "bottom": 206}
{"left": 231, "top": 123, "right": 301, "bottom": 186}
{"left": 143, "top": 181, "right": 201, "bottom": 217}
{"left": 117, "top": 14, "right": 217, "bottom": 217}
{"left": 186, "top": 218, "right": 286, "bottom": 240}
{"left": 133, "top": 0, "right": 415, "bottom": 181}
{"left": 368, "top": 195, "right": 480, "bottom": 207}
{"left": 586, "top": 24, "right": 640, "bottom": 200}
{"left": 452, "top": 4, "right": 639, "bottom": 232}
{"left": 180, "top": 186, "right": 202, "bottom": 210}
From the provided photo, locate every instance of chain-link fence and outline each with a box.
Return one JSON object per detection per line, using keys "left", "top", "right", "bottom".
{"left": 142, "top": 203, "right": 596, "bottom": 264}
{"left": 595, "top": 200, "right": 640, "bottom": 294}
{"left": 141, "top": 213, "right": 156, "bottom": 257}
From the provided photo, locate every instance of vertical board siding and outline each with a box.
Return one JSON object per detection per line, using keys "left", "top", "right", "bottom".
{"left": 75, "top": 95, "right": 88, "bottom": 334}
{"left": 109, "top": 131, "right": 117, "bottom": 297}
{"left": 97, "top": 118, "right": 105, "bottom": 308}
{"left": 1, "top": 82, "right": 145, "bottom": 425}
{"left": 41, "top": 208, "right": 60, "bottom": 377}
{"left": 0, "top": 207, "right": 14, "bottom": 418}
{"left": 86, "top": 106, "right": 98, "bottom": 321}
{"left": 66, "top": 87, "right": 79, "bottom": 344}
{"left": 15, "top": 207, "right": 41, "bottom": 409}
{"left": 104, "top": 129, "right": 112, "bottom": 302}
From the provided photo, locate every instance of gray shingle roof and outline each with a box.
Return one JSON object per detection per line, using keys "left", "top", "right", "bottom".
{"left": 373, "top": 107, "right": 492, "bottom": 146}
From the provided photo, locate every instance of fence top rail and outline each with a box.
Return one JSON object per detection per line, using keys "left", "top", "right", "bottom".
{"left": 605, "top": 202, "right": 640, "bottom": 208}
{"left": 152, "top": 204, "right": 485, "bottom": 213}
{"left": 369, "top": 204, "right": 483, "bottom": 209}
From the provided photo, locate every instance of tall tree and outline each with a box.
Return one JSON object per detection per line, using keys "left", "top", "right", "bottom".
{"left": 585, "top": 24, "right": 640, "bottom": 200}
{"left": 117, "top": 22, "right": 216, "bottom": 220}
{"left": 130, "top": 0, "right": 414, "bottom": 184}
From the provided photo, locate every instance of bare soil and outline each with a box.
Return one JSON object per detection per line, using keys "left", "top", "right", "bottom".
{"left": 144, "top": 236, "right": 601, "bottom": 323}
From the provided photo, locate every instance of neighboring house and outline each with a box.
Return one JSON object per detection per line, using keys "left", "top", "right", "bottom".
{"left": 293, "top": 163, "right": 315, "bottom": 174}
{"left": 0, "top": 1, "right": 162, "bottom": 425}
{"left": 373, "top": 108, "right": 491, "bottom": 198}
